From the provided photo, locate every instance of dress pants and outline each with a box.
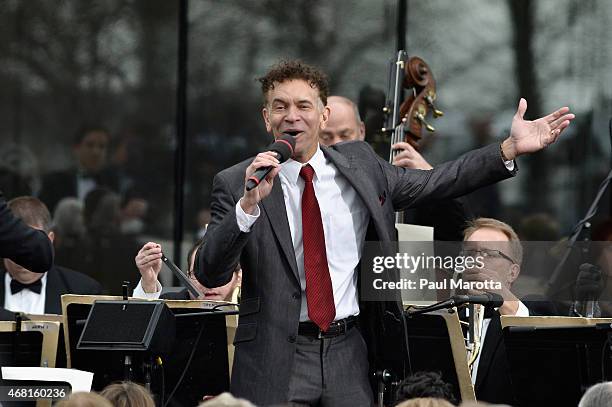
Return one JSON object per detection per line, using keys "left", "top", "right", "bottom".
{"left": 286, "top": 326, "right": 374, "bottom": 407}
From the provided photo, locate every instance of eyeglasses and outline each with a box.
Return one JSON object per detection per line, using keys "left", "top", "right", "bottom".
{"left": 460, "top": 248, "right": 516, "bottom": 264}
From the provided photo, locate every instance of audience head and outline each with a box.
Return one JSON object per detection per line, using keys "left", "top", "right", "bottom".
{"left": 395, "top": 398, "right": 455, "bottom": 407}
{"left": 54, "top": 391, "right": 113, "bottom": 407}
{"left": 100, "top": 381, "right": 155, "bottom": 407}
{"left": 53, "top": 197, "right": 86, "bottom": 241}
{"left": 72, "top": 125, "right": 110, "bottom": 173}
{"left": 319, "top": 95, "right": 365, "bottom": 146}
{"left": 83, "top": 188, "right": 121, "bottom": 233}
{"left": 3, "top": 196, "right": 54, "bottom": 281}
{"left": 197, "top": 392, "right": 256, "bottom": 407}
{"left": 578, "top": 381, "right": 612, "bottom": 407}
{"left": 395, "top": 371, "right": 456, "bottom": 405}
{"left": 463, "top": 217, "right": 523, "bottom": 289}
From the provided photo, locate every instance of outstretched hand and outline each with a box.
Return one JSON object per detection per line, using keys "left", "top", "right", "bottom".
{"left": 502, "top": 98, "right": 575, "bottom": 160}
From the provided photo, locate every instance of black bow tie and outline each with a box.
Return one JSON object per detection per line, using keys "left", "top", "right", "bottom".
{"left": 10, "top": 278, "right": 43, "bottom": 295}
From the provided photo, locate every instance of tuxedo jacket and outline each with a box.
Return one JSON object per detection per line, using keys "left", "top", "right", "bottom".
{"left": 196, "top": 141, "right": 515, "bottom": 405}
{"left": 0, "top": 191, "right": 53, "bottom": 273}
{"left": 0, "top": 265, "right": 102, "bottom": 318}
{"left": 474, "top": 300, "right": 559, "bottom": 404}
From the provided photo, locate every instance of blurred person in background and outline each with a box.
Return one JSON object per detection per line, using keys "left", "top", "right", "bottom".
{"left": 71, "top": 188, "right": 141, "bottom": 294}
{"left": 39, "top": 125, "right": 119, "bottom": 213}
{"left": 52, "top": 197, "right": 87, "bottom": 271}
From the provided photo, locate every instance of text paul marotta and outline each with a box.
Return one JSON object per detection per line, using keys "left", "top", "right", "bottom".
{"left": 369, "top": 253, "right": 502, "bottom": 291}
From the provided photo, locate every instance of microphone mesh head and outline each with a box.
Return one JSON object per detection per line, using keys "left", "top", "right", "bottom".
{"left": 272, "top": 134, "right": 296, "bottom": 162}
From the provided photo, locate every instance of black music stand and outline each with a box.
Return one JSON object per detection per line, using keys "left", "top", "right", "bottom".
{"left": 393, "top": 310, "right": 474, "bottom": 404}
{"left": 503, "top": 322, "right": 612, "bottom": 406}
{"left": 64, "top": 297, "right": 231, "bottom": 407}
{"left": 0, "top": 321, "right": 69, "bottom": 407}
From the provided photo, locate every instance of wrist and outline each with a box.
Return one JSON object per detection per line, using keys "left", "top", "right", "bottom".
{"left": 501, "top": 139, "right": 516, "bottom": 161}
{"left": 240, "top": 197, "right": 258, "bottom": 215}
{"left": 142, "top": 279, "right": 158, "bottom": 293}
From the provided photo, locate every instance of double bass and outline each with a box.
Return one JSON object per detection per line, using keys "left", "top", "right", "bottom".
{"left": 382, "top": 50, "right": 444, "bottom": 223}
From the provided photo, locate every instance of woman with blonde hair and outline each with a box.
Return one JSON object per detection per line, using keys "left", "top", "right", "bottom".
{"left": 99, "top": 382, "right": 155, "bottom": 407}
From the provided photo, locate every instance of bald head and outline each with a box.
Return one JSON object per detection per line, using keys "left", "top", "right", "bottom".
{"left": 319, "top": 96, "right": 365, "bottom": 146}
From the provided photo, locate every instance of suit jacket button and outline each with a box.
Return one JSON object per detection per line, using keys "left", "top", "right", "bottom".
{"left": 287, "top": 335, "right": 296, "bottom": 343}
{"left": 292, "top": 292, "right": 300, "bottom": 300}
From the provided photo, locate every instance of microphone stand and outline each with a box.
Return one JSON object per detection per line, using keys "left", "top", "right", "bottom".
{"left": 550, "top": 118, "right": 612, "bottom": 292}
{"left": 405, "top": 296, "right": 467, "bottom": 316}
{"left": 548, "top": 168, "right": 612, "bottom": 292}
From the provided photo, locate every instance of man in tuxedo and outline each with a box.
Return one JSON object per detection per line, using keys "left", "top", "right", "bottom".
{"left": 461, "top": 217, "right": 557, "bottom": 404}
{"left": 0, "top": 196, "right": 101, "bottom": 319}
{"left": 39, "top": 125, "right": 119, "bottom": 212}
{"left": 0, "top": 190, "right": 53, "bottom": 273}
{"left": 320, "top": 95, "right": 471, "bottom": 241}
{"left": 195, "top": 60, "right": 574, "bottom": 405}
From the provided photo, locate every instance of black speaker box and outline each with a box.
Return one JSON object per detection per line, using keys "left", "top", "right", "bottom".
{"left": 77, "top": 300, "right": 175, "bottom": 354}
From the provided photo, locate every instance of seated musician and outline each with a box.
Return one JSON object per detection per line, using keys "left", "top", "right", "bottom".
{"left": 460, "top": 217, "right": 555, "bottom": 404}
{"left": 132, "top": 239, "right": 241, "bottom": 301}
{"left": 0, "top": 196, "right": 101, "bottom": 319}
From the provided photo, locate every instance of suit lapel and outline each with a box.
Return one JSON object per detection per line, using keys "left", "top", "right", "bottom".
{"left": 260, "top": 180, "right": 300, "bottom": 284}
{"left": 322, "top": 147, "right": 388, "bottom": 238}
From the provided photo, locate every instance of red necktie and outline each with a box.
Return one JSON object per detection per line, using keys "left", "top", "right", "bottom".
{"left": 300, "top": 164, "right": 336, "bottom": 331}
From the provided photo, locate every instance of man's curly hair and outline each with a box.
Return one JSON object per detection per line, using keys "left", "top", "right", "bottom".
{"left": 258, "top": 60, "right": 329, "bottom": 106}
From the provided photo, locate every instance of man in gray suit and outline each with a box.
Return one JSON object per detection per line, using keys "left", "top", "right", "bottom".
{"left": 196, "top": 60, "right": 574, "bottom": 406}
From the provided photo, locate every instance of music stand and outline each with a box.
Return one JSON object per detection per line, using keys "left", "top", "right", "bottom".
{"left": 0, "top": 320, "right": 65, "bottom": 407}
{"left": 501, "top": 316, "right": 612, "bottom": 406}
{"left": 61, "top": 295, "right": 235, "bottom": 407}
{"left": 399, "top": 308, "right": 475, "bottom": 403}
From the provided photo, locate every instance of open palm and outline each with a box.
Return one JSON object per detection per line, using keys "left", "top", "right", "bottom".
{"left": 508, "top": 98, "right": 575, "bottom": 158}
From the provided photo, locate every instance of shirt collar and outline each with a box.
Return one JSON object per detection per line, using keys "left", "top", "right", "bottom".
{"left": 280, "top": 144, "right": 326, "bottom": 185}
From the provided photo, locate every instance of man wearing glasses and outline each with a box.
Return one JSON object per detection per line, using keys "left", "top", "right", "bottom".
{"left": 461, "top": 217, "right": 527, "bottom": 317}
{"left": 460, "top": 217, "right": 528, "bottom": 404}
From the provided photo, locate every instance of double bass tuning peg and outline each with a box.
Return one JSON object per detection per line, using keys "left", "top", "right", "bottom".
{"left": 414, "top": 111, "right": 435, "bottom": 132}
{"left": 425, "top": 94, "right": 444, "bottom": 118}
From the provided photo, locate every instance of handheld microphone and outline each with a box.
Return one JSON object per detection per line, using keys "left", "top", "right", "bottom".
{"left": 246, "top": 134, "right": 296, "bottom": 191}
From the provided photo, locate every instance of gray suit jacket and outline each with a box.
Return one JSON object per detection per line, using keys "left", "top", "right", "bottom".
{"left": 196, "top": 141, "right": 515, "bottom": 405}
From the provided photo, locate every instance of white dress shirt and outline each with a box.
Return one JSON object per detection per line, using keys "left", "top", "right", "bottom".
{"left": 76, "top": 175, "right": 97, "bottom": 201}
{"left": 4, "top": 272, "right": 48, "bottom": 315}
{"left": 236, "top": 145, "right": 369, "bottom": 322}
{"left": 132, "top": 279, "right": 163, "bottom": 300}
